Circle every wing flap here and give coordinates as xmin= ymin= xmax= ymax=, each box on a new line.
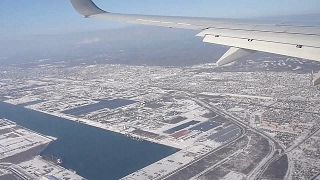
xmin=251 ymin=25 xmax=289 ymax=33
xmin=198 ymin=28 xmax=320 ymax=48
xmin=203 ymin=34 xmax=320 ymax=62
xmin=286 ymin=26 xmax=320 ymax=35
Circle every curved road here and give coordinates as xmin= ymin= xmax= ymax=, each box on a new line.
xmin=191 ymin=96 xmax=284 ymax=180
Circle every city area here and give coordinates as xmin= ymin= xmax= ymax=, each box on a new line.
xmin=0 ymin=56 xmax=319 ymax=180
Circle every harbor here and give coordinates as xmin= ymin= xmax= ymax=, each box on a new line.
xmin=0 ymin=101 xmax=178 ymax=180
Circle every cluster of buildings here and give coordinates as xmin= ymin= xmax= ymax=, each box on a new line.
xmin=0 ymin=60 xmax=319 ymax=179
xmin=291 ymin=130 xmax=320 ymax=180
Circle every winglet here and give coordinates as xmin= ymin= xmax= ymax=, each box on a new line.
xmin=69 ymin=0 xmax=107 ymax=17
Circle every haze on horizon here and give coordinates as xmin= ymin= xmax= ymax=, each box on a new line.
xmin=0 ymin=0 xmax=320 ymax=64
xmin=1 ymin=0 xmax=320 ymax=36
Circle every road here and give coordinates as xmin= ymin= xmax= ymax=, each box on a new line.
xmin=191 ymin=135 xmax=253 ymax=180
xmin=191 ymin=96 xmax=283 ymax=180
xmin=284 ymin=127 xmax=320 ymax=180
xmin=155 ymin=93 xmax=285 ymax=180
xmin=154 ymin=94 xmax=247 ymax=180
xmin=155 ymin=132 xmax=246 ymax=180
xmin=286 ymin=126 xmax=320 ymax=153
xmin=284 ymin=153 xmax=293 ymax=180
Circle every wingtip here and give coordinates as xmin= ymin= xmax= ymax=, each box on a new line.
xmin=69 ymin=0 xmax=106 ymax=17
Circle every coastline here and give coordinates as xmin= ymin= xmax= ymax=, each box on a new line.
xmin=22 ymin=105 xmax=183 ymax=150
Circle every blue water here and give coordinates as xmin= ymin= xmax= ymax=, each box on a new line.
xmin=0 ymin=102 xmax=178 ymax=180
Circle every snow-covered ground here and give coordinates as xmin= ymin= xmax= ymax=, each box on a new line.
xmin=18 ymin=156 xmax=84 ymax=180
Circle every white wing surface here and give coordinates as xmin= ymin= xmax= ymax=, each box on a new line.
xmin=69 ymin=0 xmax=320 ymax=85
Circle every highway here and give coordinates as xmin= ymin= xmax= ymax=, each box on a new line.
xmin=191 ymin=135 xmax=253 ymax=180
xmin=155 ymin=93 xmax=285 ymax=180
xmin=250 ymin=152 xmax=284 ymax=180
xmin=191 ymin=96 xmax=283 ymax=180
xmin=155 ymin=132 xmax=246 ymax=180
xmin=154 ymin=94 xmax=247 ymax=180
xmin=284 ymin=153 xmax=293 ymax=180
xmin=311 ymin=172 xmax=320 ymax=180
xmin=246 ymin=140 xmax=277 ymax=180
xmin=286 ymin=126 xmax=320 ymax=153
xmin=190 ymin=149 xmax=243 ymax=180
xmin=284 ymin=127 xmax=320 ymax=180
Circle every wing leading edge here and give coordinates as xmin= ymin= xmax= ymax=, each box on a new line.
xmin=69 ymin=0 xmax=320 ymax=85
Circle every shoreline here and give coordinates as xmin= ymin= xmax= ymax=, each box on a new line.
xmin=18 ymin=103 xmax=183 ymax=150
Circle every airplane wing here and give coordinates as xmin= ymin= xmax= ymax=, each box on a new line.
xmin=69 ymin=0 xmax=320 ymax=85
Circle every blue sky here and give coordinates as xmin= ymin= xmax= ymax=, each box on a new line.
xmin=1 ymin=0 xmax=320 ymax=37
